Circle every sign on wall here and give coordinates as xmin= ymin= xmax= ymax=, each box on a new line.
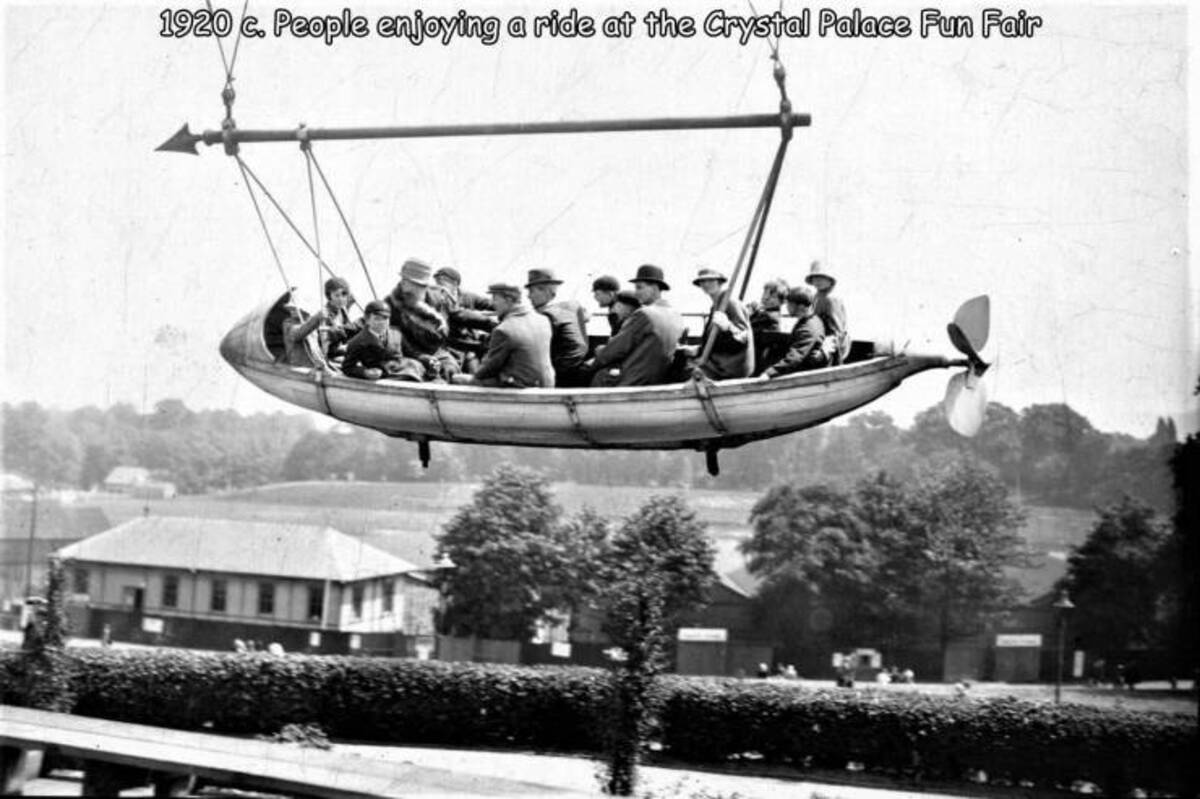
xmin=995 ymin=633 xmax=1042 ymax=647
xmin=141 ymin=617 xmax=164 ymax=634
xmin=677 ymin=627 xmax=728 ymax=642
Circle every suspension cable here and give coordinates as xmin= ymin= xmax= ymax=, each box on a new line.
xmin=236 ymin=155 xmax=342 ymax=282
xmin=234 ymin=158 xmax=290 ymax=289
xmin=307 ymin=147 xmax=379 ymax=300
xmin=301 ymin=134 xmax=323 ymax=302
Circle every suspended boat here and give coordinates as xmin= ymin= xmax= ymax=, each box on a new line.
xmin=163 ymin=35 xmax=993 ymax=475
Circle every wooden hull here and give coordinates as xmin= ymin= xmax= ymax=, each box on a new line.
xmin=221 ymin=299 xmax=952 ymax=450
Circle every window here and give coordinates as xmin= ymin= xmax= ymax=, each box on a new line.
xmin=211 ymin=579 xmax=226 ymax=612
xmin=307 ymin=585 xmax=324 ymax=622
xmin=73 ymin=568 xmax=89 ymax=594
xmin=382 ymin=578 xmax=394 ymax=613
xmin=162 ymin=575 xmax=179 ymax=608
xmin=351 ymin=585 xmax=364 ymax=620
xmin=257 ymin=582 xmax=275 ymax=615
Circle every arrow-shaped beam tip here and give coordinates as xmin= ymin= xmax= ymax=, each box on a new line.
xmin=156 ymin=123 xmax=200 ymax=155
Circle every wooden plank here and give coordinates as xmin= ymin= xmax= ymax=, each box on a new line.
xmin=0 ymin=706 xmax=580 ymax=797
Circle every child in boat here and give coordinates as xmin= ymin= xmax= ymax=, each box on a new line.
xmin=805 ymin=261 xmax=849 ymax=365
xmin=342 ymin=300 xmax=424 ymax=381
xmin=761 ymin=286 xmax=827 ymax=378
xmin=318 ymin=276 xmax=361 ymax=362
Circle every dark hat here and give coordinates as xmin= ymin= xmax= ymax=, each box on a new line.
xmin=433 ymin=266 xmax=462 ymax=285
xmin=487 ymin=282 xmax=522 ymax=300
xmin=525 ymin=268 xmax=563 ymax=288
xmin=614 ymin=290 xmax=641 ymax=309
xmin=786 ymin=285 xmax=815 ymax=306
xmin=629 ymin=264 xmax=670 ymax=291
xmin=592 ymin=275 xmax=620 ymax=292
xmin=400 ymin=258 xmax=433 ymax=286
xmin=692 ymin=267 xmax=728 ymax=287
xmin=364 ymin=299 xmax=391 ymax=317
xmin=805 ymin=260 xmax=836 ymax=288
xmin=324 ymin=276 xmax=351 ymax=297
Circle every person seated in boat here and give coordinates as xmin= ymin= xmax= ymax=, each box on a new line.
xmin=385 ymin=258 xmax=459 ymax=382
xmin=761 ymin=285 xmax=827 ymax=378
xmin=805 ymin=261 xmax=849 ymax=365
xmin=586 ymin=264 xmax=685 ymax=388
xmin=280 ymin=298 xmax=325 ymax=368
xmin=748 ymin=277 xmax=790 ymax=375
xmin=684 ymin=267 xmax=754 ymax=381
xmin=611 ymin=290 xmax=640 ymax=328
xmin=526 ymin=268 xmax=591 ymax=388
xmin=591 ymin=275 xmax=622 ymax=336
xmin=430 ymin=266 xmax=497 ymax=373
xmin=317 ymin=276 xmax=362 ymax=361
xmin=342 ymin=300 xmax=425 ymax=381
xmin=748 ymin=277 xmax=788 ymax=334
xmin=451 ymin=282 xmax=554 ymax=388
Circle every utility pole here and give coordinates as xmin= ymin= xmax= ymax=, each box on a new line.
xmin=23 ymin=484 xmax=39 ymax=598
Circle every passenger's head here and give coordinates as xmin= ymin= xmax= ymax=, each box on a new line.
xmin=785 ymin=285 xmax=816 ymax=317
xmin=525 ymin=269 xmax=563 ymax=309
xmin=324 ymin=277 xmax=352 ymax=309
xmin=761 ymin=278 xmax=789 ymax=310
xmin=433 ymin=266 xmax=462 ymax=291
xmin=399 ymin=258 xmax=433 ymax=303
xmin=592 ymin=275 xmax=620 ymax=308
xmin=629 ymin=264 xmax=669 ymax=305
xmin=363 ymin=299 xmax=391 ymax=334
xmin=613 ymin=290 xmax=640 ymax=322
xmin=487 ymin=282 xmax=523 ymax=315
xmin=805 ymin=260 xmax=836 ymax=293
xmin=691 ymin=267 xmax=727 ymax=300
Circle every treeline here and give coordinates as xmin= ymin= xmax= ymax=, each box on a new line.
xmin=1 ymin=399 xmax=1179 ymax=513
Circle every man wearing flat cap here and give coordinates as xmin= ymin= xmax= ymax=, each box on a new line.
xmin=385 ymin=258 xmax=459 ymax=381
xmin=587 ymin=264 xmax=684 ymax=387
xmin=526 ymin=268 xmax=590 ymax=387
xmin=454 ymin=283 xmax=554 ymax=388
xmin=342 ymin=300 xmax=424 ymax=381
xmin=430 ymin=265 xmax=496 ymax=372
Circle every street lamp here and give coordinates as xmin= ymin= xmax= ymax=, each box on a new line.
xmin=1053 ymin=589 xmax=1075 ymax=704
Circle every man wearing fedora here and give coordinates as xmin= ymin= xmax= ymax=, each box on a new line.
xmin=453 ymin=283 xmax=554 ymax=389
xmin=686 ymin=267 xmax=754 ymax=380
xmin=587 ymin=264 xmax=684 ymax=387
xmin=806 ymin=260 xmax=849 ymax=365
xmin=761 ymin=285 xmax=827 ymax=378
xmin=385 ymin=258 xmax=459 ymax=381
xmin=526 ymin=268 xmax=590 ymax=388
xmin=342 ymin=300 xmax=425 ymax=381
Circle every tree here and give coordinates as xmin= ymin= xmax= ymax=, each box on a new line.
xmin=1062 ymin=496 xmax=1172 ymax=652
xmin=435 ymin=465 xmax=597 ymax=640
xmin=595 ymin=495 xmax=714 ymax=796
xmin=899 ymin=460 xmax=1030 ymax=657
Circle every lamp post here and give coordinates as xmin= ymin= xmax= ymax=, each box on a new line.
xmin=1053 ymin=589 xmax=1075 ymax=704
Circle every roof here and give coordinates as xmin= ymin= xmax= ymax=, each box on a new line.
xmin=55 ymin=516 xmax=421 ymax=582
xmin=103 ymin=466 xmax=150 ymax=486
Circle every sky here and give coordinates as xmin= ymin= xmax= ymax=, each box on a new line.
xmin=2 ymin=0 xmax=1196 ymax=438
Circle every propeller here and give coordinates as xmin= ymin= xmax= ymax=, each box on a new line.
xmin=943 ymin=295 xmax=992 ymax=437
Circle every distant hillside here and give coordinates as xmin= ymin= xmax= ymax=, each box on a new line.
xmin=87 ymin=481 xmax=1099 ymax=602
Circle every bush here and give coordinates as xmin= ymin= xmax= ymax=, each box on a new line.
xmin=2 ymin=650 xmax=1194 ymax=796
xmin=657 ymin=680 xmax=1197 ymax=795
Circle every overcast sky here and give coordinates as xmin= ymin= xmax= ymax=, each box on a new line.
xmin=3 ymin=0 xmax=1196 ymax=437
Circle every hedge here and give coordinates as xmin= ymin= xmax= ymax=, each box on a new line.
xmin=2 ymin=649 xmax=1195 ymax=796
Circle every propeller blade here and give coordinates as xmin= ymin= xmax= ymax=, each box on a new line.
xmin=156 ymin=123 xmax=200 ymax=155
xmin=944 ymin=370 xmax=989 ymax=437
xmin=950 ymin=295 xmax=990 ymax=355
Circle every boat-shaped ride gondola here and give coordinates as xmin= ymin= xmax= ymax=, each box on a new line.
xmin=163 ymin=50 xmax=993 ymax=475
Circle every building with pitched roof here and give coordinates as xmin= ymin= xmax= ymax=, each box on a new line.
xmin=55 ymin=516 xmax=438 ymax=655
